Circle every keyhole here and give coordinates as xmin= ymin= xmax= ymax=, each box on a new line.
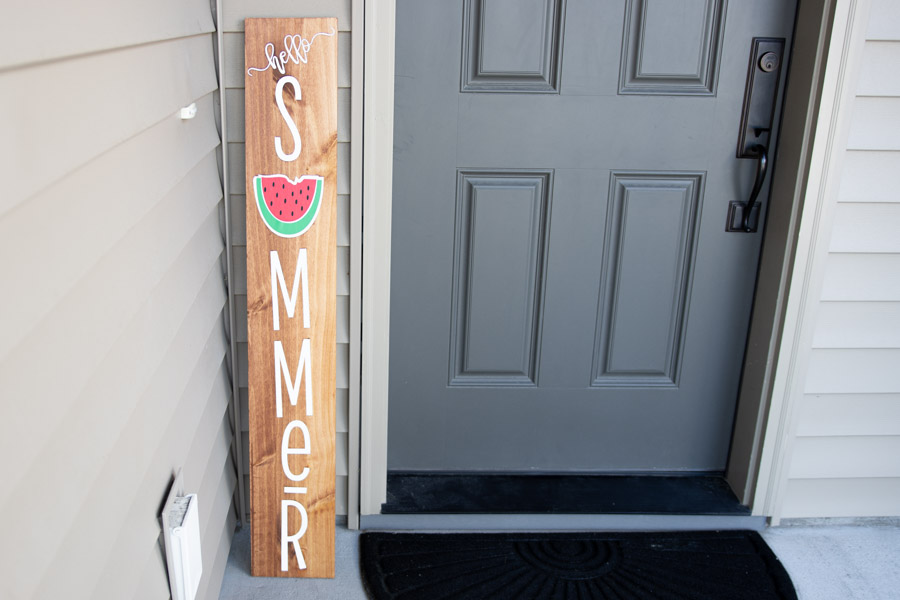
xmin=759 ymin=52 xmax=779 ymax=73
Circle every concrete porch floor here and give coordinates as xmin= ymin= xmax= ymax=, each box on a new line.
xmin=219 ymin=520 xmax=900 ymax=599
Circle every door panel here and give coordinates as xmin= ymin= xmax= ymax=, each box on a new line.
xmin=592 ymin=172 xmax=701 ymax=387
xmin=388 ymin=0 xmax=796 ymax=472
xmin=449 ymin=171 xmax=551 ymax=386
xmin=619 ymin=0 xmax=726 ymax=95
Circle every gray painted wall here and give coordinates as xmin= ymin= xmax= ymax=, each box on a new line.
xmin=221 ymin=0 xmax=354 ymax=518
xmin=0 ymin=1 xmax=237 ymax=598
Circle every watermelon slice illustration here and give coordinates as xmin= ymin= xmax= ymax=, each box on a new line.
xmin=253 ymin=174 xmax=324 ymax=237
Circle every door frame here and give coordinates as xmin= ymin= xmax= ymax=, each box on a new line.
xmin=357 ymin=0 xmax=869 ymax=520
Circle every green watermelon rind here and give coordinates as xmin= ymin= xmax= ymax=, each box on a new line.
xmin=254 ymin=174 xmax=324 ymax=238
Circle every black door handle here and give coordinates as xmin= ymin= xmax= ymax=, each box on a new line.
xmin=742 ymin=144 xmax=768 ymax=232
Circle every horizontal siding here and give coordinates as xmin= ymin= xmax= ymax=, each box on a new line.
xmin=838 ymin=150 xmax=900 ymax=203
xmin=0 ymin=33 xmax=218 ymax=216
xmin=198 ymin=510 xmax=238 ymax=600
xmin=30 ymin=267 xmax=227 ymax=600
xmin=93 ymin=356 xmax=232 ymax=599
xmin=867 ymin=0 xmax=900 ymax=40
xmin=0 ymin=160 xmax=224 ymax=509
xmin=797 ymin=394 xmax=900 ymax=436
xmin=829 ymin=203 xmax=900 ymax=252
xmin=804 ymin=349 xmax=900 ymax=394
xmin=781 ymin=478 xmax=900 ymax=518
xmin=784 ymin=4 xmax=900 ymax=519
xmin=222 ymin=0 xmax=352 ymax=32
xmin=129 ymin=435 xmax=237 ymax=600
xmin=846 ymin=97 xmax=900 ymax=150
xmin=0 ymin=3 xmax=240 ymax=596
xmin=0 ymin=161 xmax=223 ymax=490
xmin=812 ymin=302 xmax=900 ymax=348
xmin=820 ymin=254 xmax=900 ymax=300
xmin=134 ymin=549 xmax=173 ymax=600
xmin=857 ymin=41 xmax=900 ymax=95
xmin=2 ymin=211 xmax=227 ymax=599
xmin=789 ymin=436 xmax=900 ymax=478
xmin=0 ymin=0 xmax=214 ymax=69
xmin=223 ymin=0 xmax=354 ymax=520
xmin=0 ymin=97 xmax=221 ymax=360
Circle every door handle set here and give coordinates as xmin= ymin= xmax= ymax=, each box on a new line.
xmin=727 ymin=38 xmax=785 ymax=233
xmin=741 ymin=144 xmax=768 ymax=231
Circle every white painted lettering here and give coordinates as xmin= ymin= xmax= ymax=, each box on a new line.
xmin=274 ymin=76 xmax=302 ymax=161
xmin=281 ymin=420 xmax=311 ymax=482
xmin=281 ymin=500 xmax=309 ymax=571
xmin=247 ymin=29 xmax=337 ymax=77
xmin=274 ymin=339 xmax=313 ymax=418
xmin=270 ymin=249 xmax=310 ymax=330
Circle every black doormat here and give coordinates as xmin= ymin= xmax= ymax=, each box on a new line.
xmin=360 ymin=531 xmax=797 ymax=599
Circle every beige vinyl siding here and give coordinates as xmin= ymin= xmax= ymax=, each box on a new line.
xmin=0 ymin=1 xmax=237 ymax=598
xmin=222 ymin=0 xmax=354 ymax=518
xmin=782 ymin=0 xmax=900 ymax=518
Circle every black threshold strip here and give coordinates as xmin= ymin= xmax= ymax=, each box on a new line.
xmin=383 ymin=472 xmax=750 ymax=515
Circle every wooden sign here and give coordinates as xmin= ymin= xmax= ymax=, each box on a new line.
xmin=244 ymin=18 xmax=337 ymax=578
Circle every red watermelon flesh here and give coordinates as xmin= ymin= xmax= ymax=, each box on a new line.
xmin=258 ymin=175 xmax=319 ymax=222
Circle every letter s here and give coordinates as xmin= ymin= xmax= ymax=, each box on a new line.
xmin=274 ymin=75 xmax=302 ymax=162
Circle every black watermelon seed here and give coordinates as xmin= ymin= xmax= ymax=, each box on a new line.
xmin=279 ymin=210 xmax=282 ymax=215
xmin=301 ymin=205 xmax=304 ymax=211
xmin=291 ymin=211 xmax=294 ymax=216
xmin=295 ymin=199 xmax=298 ymax=204
xmin=282 ymin=183 xmax=285 ymax=188
xmin=269 ymin=201 xmax=273 ymax=206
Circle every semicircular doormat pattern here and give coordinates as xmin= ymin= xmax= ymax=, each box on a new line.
xmin=360 ymin=531 xmax=797 ymax=599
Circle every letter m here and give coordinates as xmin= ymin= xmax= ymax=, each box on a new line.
xmin=270 ymin=249 xmax=310 ymax=330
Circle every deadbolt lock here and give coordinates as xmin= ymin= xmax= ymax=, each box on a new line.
xmin=759 ymin=51 xmax=779 ymax=73
xmin=737 ymin=38 xmax=785 ymax=158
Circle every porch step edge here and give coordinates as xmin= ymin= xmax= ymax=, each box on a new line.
xmin=360 ymin=513 xmax=767 ymax=531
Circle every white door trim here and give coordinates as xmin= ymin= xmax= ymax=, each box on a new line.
xmin=360 ymin=0 xmax=396 ymax=515
xmin=357 ymin=0 xmax=857 ymax=518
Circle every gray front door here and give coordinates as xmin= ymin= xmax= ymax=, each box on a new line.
xmin=389 ymin=0 xmax=796 ymax=473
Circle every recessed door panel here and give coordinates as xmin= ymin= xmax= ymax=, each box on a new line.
xmin=462 ymin=0 xmax=565 ymax=92
xmin=449 ymin=172 xmax=551 ymax=385
xmin=620 ymin=0 xmax=727 ymax=94
xmin=593 ymin=172 xmax=701 ymax=387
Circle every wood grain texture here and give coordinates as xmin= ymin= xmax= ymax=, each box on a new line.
xmin=244 ymin=18 xmax=337 ymax=578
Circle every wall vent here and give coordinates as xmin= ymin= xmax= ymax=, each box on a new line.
xmin=161 ymin=471 xmax=203 ymax=600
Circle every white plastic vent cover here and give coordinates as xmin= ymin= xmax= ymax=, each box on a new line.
xmin=162 ymin=471 xmax=202 ymax=600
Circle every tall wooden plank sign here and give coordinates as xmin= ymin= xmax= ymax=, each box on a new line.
xmin=244 ymin=18 xmax=337 ymax=578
